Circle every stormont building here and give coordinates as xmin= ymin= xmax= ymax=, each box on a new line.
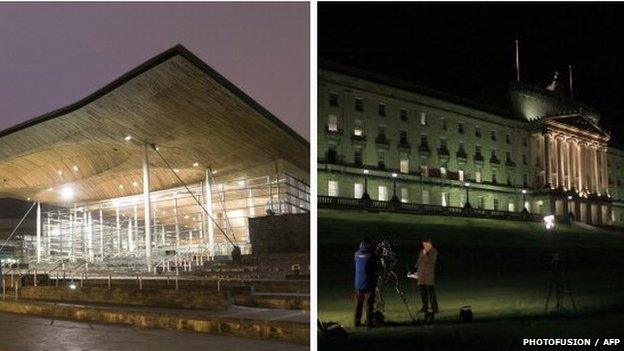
xmin=318 ymin=64 xmax=624 ymax=227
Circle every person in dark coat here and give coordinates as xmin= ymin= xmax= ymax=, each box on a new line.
xmin=416 ymin=238 xmax=438 ymax=314
xmin=354 ymin=238 xmax=378 ymax=327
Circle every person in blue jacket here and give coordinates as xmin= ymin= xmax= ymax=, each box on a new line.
xmin=354 ymin=237 xmax=378 ymax=327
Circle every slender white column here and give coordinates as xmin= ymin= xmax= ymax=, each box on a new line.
xmin=87 ymin=212 xmax=93 ymax=262
xmin=36 ymin=202 xmax=41 ymax=263
xmin=82 ymin=210 xmax=87 ymax=257
xmin=205 ymin=170 xmax=215 ymax=256
xmin=58 ymin=210 xmax=63 ymax=259
xmin=128 ymin=221 xmax=133 ymax=252
xmin=69 ymin=211 xmax=74 ymax=262
xmin=142 ymin=144 xmax=152 ymax=272
xmin=565 ymin=139 xmax=571 ymax=189
xmin=115 ymin=207 xmax=121 ymax=253
xmin=99 ymin=208 xmax=104 ymax=261
xmin=174 ymin=194 xmax=180 ymax=250
xmin=46 ymin=213 xmax=51 ymax=257
xmin=576 ymin=143 xmax=582 ymax=191
xmin=602 ymin=148 xmax=609 ymax=194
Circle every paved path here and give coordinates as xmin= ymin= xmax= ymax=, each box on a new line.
xmin=0 ymin=311 xmax=308 ymax=351
xmin=25 ymin=300 xmax=309 ymax=324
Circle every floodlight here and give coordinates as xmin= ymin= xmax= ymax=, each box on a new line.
xmin=60 ymin=186 xmax=74 ymax=201
xmin=544 ymin=215 xmax=555 ymax=230
xmin=69 ymin=282 xmax=77 ymax=290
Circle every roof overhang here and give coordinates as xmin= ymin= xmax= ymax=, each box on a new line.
xmin=0 ymin=45 xmax=309 ymax=204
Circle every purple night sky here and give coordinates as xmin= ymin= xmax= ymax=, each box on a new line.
xmin=0 ymin=2 xmax=310 ymax=139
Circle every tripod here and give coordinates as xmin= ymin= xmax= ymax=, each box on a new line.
xmin=375 ymin=270 xmax=417 ymax=324
xmin=544 ymin=253 xmax=577 ymax=316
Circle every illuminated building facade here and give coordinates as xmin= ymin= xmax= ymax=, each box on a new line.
xmin=318 ymin=66 xmax=624 ymax=226
xmin=0 ymin=46 xmax=309 ymax=270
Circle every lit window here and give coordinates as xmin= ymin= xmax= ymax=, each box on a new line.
xmin=440 ymin=166 xmax=447 ymax=177
xmin=400 ymin=158 xmax=409 ymax=174
xmin=422 ymin=189 xmax=430 ymax=204
xmin=420 ymin=112 xmax=427 ymax=126
xmin=327 ymin=115 xmax=338 ymax=132
xmin=476 ymin=170 xmax=482 ymax=183
xmin=353 ymin=119 xmax=363 ymax=136
xmin=354 ymin=183 xmax=364 ymax=199
xmin=441 ymin=192 xmax=448 ymax=207
xmin=458 ymin=170 xmax=465 ymax=182
xmin=378 ymin=186 xmax=388 ymax=201
xmin=508 ymin=202 xmax=515 ymax=212
xmin=401 ymin=188 xmax=409 ymax=203
xmin=328 ymin=181 xmax=339 ymax=197
xmin=420 ymin=165 xmax=429 ymax=176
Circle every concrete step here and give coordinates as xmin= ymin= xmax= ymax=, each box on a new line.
xmin=0 ymin=299 xmax=309 ymax=345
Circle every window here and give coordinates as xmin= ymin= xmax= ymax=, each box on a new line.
xmin=523 ymin=137 xmax=528 ymax=147
xmin=354 ymin=183 xmax=364 ymax=199
xmin=440 ymin=166 xmax=447 ymax=177
xmin=440 ymin=138 xmax=448 ymax=149
xmin=458 ymin=122 xmax=465 ymax=134
xmin=492 ymin=171 xmax=497 ymax=184
xmin=400 ymin=131 xmax=408 ymax=144
xmin=458 ymin=170 xmax=465 ymax=182
xmin=523 ymin=174 xmax=528 ymax=187
xmin=422 ymin=189 xmax=430 ymax=204
xmin=378 ymin=125 xmax=386 ymax=138
xmin=378 ymin=103 xmax=386 ymax=116
xmin=522 ymin=154 xmax=527 ymax=165
xmin=508 ymin=202 xmax=515 ymax=212
xmin=328 ymin=181 xmax=339 ymax=197
xmin=491 ymin=130 xmax=497 ymax=141
xmin=441 ymin=192 xmax=448 ymax=207
xmin=327 ymin=143 xmax=337 ymax=163
xmin=378 ymin=150 xmax=386 ymax=169
xmin=400 ymin=158 xmax=409 ymax=174
xmin=507 ymin=175 xmax=512 ymax=186
xmin=420 ymin=112 xmax=427 ymax=126
xmin=458 ymin=141 xmax=466 ymax=153
xmin=353 ymin=119 xmax=363 ymax=136
xmin=493 ymin=198 xmax=500 ymax=211
xmin=478 ymin=196 xmax=485 ymax=209
xmin=506 ymin=151 xmax=512 ymax=161
xmin=421 ymin=134 xmax=428 ymax=147
xmin=491 ymin=149 xmax=497 ymax=158
xmin=420 ymin=165 xmax=429 ymax=176
xmin=355 ymin=98 xmax=363 ymax=111
xmin=354 ymin=148 xmax=363 ymax=165
xmin=329 ymin=92 xmax=339 ymax=107
xmin=476 ymin=170 xmax=482 ymax=183
xmin=400 ymin=109 xmax=408 ymax=121
xmin=378 ymin=186 xmax=388 ymax=201
xmin=475 ymin=145 xmax=482 ymax=155
xmin=401 ymin=188 xmax=409 ymax=203
xmin=441 ymin=118 xmax=447 ymax=131
xmin=506 ymin=134 xmax=511 ymax=144
xmin=475 ymin=126 xmax=482 ymax=138
xmin=327 ymin=114 xmax=338 ymax=132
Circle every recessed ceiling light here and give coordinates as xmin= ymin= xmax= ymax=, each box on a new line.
xmin=193 ymin=162 xmax=199 ymax=167
xmin=174 ymin=169 xmax=180 ymax=173
xmin=73 ymin=165 xmax=79 ymax=172
xmin=118 ymin=184 xmax=124 ymax=189
xmin=27 ymin=197 xmax=31 ymax=201
xmin=57 ymin=170 xmax=63 ymax=176
xmin=132 ymin=181 xmax=138 ymax=187
xmin=124 ymin=135 xmax=132 ymax=142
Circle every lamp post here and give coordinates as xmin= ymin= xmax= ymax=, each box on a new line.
xmin=464 ymin=182 xmax=471 ymax=209
xmin=362 ymin=169 xmax=371 ymax=200
xmin=522 ymin=189 xmax=527 ymax=211
xmin=391 ymin=173 xmax=399 ymax=203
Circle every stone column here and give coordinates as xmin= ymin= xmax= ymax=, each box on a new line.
xmin=602 ymin=148 xmax=609 ymax=195
xmin=566 ymin=139 xmax=573 ymax=190
xmin=576 ymin=142 xmax=583 ymax=192
xmin=593 ymin=146 xmax=599 ymax=194
xmin=557 ymin=136 xmax=564 ymax=188
xmin=543 ymin=132 xmax=551 ymax=188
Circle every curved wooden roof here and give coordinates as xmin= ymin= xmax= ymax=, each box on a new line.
xmin=0 ymin=45 xmax=309 ymax=204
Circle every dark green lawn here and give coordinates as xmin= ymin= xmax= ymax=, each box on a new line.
xmin=318 ymin=209 xmax=624 ymax=350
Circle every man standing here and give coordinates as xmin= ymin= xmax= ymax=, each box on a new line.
xmin=354 ymin=238 xmax=377 ymax=327
xmin=416 ymin=238 xmax=438 ymax=320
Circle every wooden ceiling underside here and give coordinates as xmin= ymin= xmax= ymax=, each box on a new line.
xmin=0 ymin=48 xmax=309 ymax=204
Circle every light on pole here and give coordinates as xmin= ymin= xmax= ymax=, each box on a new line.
xmin=391 ymin=172 xmax=398 ymax=202
xmin=362 ymin=169 xmax=370 ymax=200
xmin=464 ymin=182 xmax=471 ymax=208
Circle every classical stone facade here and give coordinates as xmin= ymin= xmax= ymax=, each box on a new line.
xmin=318 ymin=67 xmax=624 ymax=226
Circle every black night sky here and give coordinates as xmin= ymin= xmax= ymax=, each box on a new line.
xmin=319 ymin=2 xmax=624 ymax=143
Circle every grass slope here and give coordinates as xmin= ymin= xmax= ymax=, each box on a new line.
xmin=318 ymin=209 xmax=624 ymax=350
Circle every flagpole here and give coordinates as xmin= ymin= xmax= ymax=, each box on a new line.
xmin=515 ymin=39 xmax=520 ymax=82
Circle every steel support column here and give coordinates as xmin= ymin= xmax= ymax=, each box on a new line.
xmin=142 ymin=144 xmax=153 ymax=272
